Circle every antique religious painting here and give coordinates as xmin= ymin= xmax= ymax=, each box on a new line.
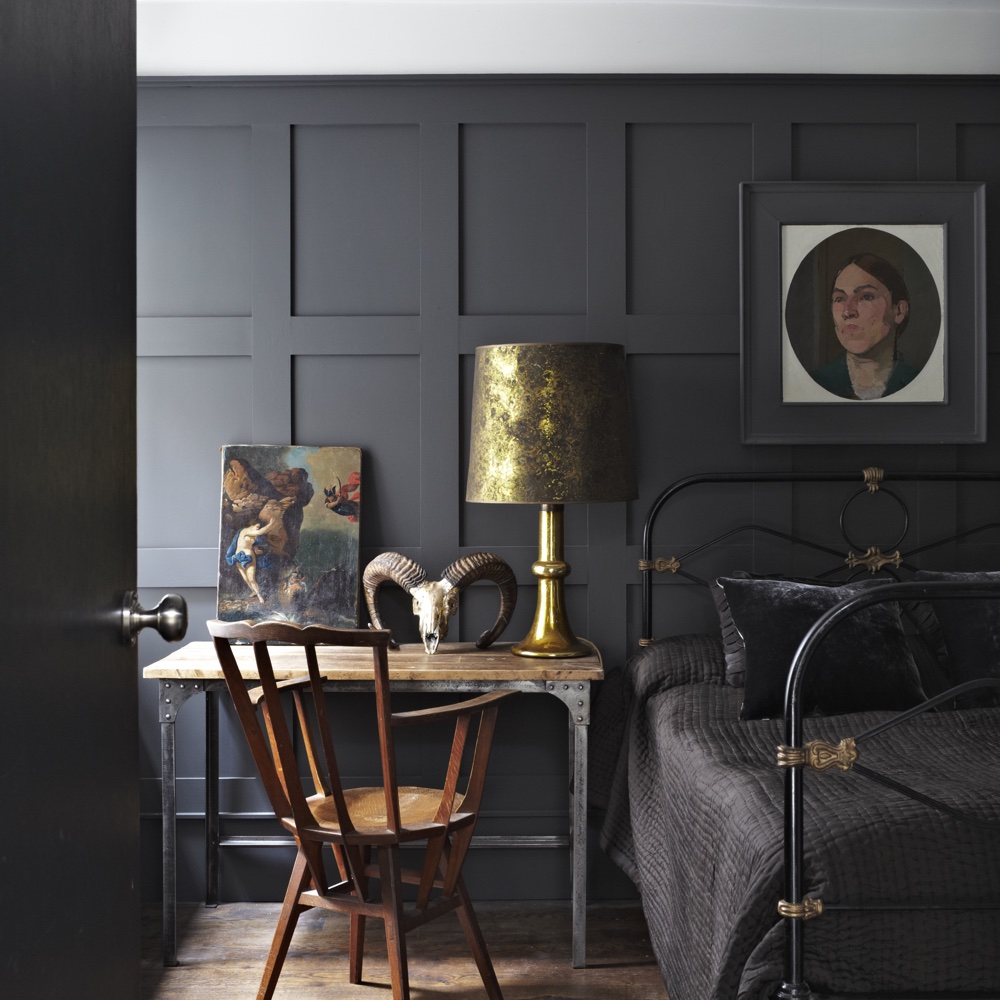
xmin=739 ymin=181 xmax=986 ymax=444
xmin=781 ymin=224 xmax=945 ymax=404
xmin=217 ymin=444 xmax=361 ymax=626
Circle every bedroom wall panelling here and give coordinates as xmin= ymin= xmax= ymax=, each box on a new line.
xmin=136 ymin=75 xmax=1000 ymax=905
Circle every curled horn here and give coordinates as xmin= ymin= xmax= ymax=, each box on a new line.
xmin=442 ymin=552 xmax=517 ymax=650
xmin=362 ymin=552 xmax=427 ymax=648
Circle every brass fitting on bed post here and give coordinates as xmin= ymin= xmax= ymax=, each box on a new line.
xmin=844 ymin=546 xmax=902 ymax=573
xmin=638 ymin=556 xmax=681 ymax=574
xmin=863 ymin=466 xmax=885 ymax=492
xmin=777 ymin=738 xmax=858 ymax=772
xmin=777 ymin=897 xmax=823 ymax=921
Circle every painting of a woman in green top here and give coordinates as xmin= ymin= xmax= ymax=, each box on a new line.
xmin=811 ymin=252 xmax=917 ymax=400
xmin=782 ymin=226 xmax=943 ymax=404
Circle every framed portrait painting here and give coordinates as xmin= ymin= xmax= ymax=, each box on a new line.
xmin=740 ymin=181 xmax=986 ymax=444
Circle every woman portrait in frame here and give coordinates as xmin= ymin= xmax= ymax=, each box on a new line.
xmin=782 ymin=226 xmax=944 ymax=403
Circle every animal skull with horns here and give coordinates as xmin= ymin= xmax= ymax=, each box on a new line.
xmin=363 ymin=551 xmax=517 ymax=654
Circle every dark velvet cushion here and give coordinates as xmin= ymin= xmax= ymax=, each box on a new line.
xmin=914 ymin=570 xmax=1000 ymax=706
xmin=710 ymin=571 xmax=846 ymax=688
xmin=714 ymin=577 xmax=926 ymax=720
xmin=712 ymin=570 xmax=949 ymax=695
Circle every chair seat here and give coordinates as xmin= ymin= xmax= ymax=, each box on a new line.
xmin=297 ymin=787 xmax=467 ymax=838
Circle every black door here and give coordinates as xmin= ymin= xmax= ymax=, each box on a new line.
xmin=1 ymin=2 xmax=140 ymax=997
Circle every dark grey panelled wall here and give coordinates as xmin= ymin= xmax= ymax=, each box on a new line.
xmin=136 ymin=76 xmax=1000 ymax=903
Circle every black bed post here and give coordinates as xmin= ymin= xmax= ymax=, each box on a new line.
xmin=773 ymin=772 xmax=812 ymax=998
xmin=773 ymin=650 xmax=812 ymax=1000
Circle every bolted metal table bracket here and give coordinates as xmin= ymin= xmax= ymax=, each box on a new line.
xmin=158 ymin=679 xmax=205 ymax=724
xmin=545 ymin=680 xmax=591 ymax=725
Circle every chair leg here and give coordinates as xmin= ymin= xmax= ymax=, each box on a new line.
xmin=454 ymin=875 xmax=504 ymax=1000
xmin=349 ymin=913 xmax=366 ymax=984
xmin=256 ymin=848 xmax=311 ymax=1000
xmin=348 ymin=845 xmax=369 ymax=985
xmin=378 ymin=845 xmax=410 ymax=1000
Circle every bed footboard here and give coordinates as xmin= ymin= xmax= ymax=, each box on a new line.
xmin=775 ymin=579 xmax=1000 ymax=1000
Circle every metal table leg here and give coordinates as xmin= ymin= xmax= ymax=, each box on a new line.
xmin=157 ymin=678 xmax=206 ymax=966
xmin=571 ymin=711 xmax=589 ymax=968
xmin=205 ymin=689 xmax=219 ymax=907
xmin=160 ymin=700 xmax=178 ymax=967
xmin=547 ymin=679 xmax=591 ymax=968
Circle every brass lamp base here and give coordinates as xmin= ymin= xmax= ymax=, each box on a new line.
xmin=512 ymin=504 xmax=590 ymax=659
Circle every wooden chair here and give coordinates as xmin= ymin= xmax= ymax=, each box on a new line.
xmin=207 ymin=618 xmax=515 ymax=1000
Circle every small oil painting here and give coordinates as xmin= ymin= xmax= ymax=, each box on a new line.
xmin=217 ymin=444 xmax=362 ymax=626
xmin=782 ymin=224 xmax=945 ymax=404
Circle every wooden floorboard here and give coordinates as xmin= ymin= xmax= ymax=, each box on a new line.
xmin=141 ymin=901 xmax=669 ymax=999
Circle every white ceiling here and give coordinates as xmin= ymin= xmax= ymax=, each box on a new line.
xmin=136 ymin=0 xmax=1000 ymax=77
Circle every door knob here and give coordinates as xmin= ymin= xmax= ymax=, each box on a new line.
xmin=121 ymin=590 xmax=188 ymax=645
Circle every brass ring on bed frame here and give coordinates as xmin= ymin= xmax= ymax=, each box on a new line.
xmin=839 ymin=484 xmax=909 ymax=561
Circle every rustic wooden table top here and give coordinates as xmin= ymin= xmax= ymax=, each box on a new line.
xmin=143 ymin=640 xmax=603 ymax=683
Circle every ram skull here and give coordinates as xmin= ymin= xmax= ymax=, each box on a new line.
xmin=363 ymin=551 xmax=517 ymax=654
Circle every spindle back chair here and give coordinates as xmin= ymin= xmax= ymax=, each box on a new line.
xmin=207 ymin=618 xmax=514 ymax=1000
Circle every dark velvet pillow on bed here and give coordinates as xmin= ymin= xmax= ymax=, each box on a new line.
xmin=710 ymin=571 xmax=849 ymax=687
xmin=715 ymin=577 xmax=926 ymax=720
xmin=712 ymin=571 xmax=948 ymax=693
xmin=914 ymin=570 xmax=1000 ymax=706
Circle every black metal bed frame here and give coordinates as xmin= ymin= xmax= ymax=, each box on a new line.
xmin=639 ymin=469 xmax=1000 ymax=1000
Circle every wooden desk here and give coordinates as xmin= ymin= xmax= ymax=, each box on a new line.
xmin=144 ymin=640 xmax=603 ymax=969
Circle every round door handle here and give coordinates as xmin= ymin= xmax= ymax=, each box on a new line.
xmin=121 ymin=590 xmax=188 ymax=646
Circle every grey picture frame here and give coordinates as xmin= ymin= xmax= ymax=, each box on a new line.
xmin=740 ymin=181 xmax=987 ymax=445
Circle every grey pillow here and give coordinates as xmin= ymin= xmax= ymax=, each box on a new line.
xmin=710 ymin=579 xmax=747 ymax=687
xmin=914 ymin=570 xmax=1000 ymax=707
xmin=715 ymin=577 xmax=925 ymax=720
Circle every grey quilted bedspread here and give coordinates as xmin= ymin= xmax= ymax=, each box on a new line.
xmin=594 ymin=634 xmax=1000 ymax=999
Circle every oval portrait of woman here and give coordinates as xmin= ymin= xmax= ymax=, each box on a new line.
xmin=783 ymin=226 xmax=943 ymax=403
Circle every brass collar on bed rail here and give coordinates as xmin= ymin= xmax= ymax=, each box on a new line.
xmin=778 ymin=897 xmax=824 ymax=920
xmin=638 ymin=556 xmax=681 ymax=574
xmin=777 ymin=738 xmax=858 ymax=772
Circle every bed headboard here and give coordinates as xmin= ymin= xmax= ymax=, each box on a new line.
xmin=639 ymin=467 xmax=1000 ymax=647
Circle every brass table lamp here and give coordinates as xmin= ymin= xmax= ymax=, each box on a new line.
xmin=466 ymin=342 xmax=637 ymax=658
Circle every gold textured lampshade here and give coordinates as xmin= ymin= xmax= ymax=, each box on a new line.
xmin=466 ymin=342 xmax=637 ymax=657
